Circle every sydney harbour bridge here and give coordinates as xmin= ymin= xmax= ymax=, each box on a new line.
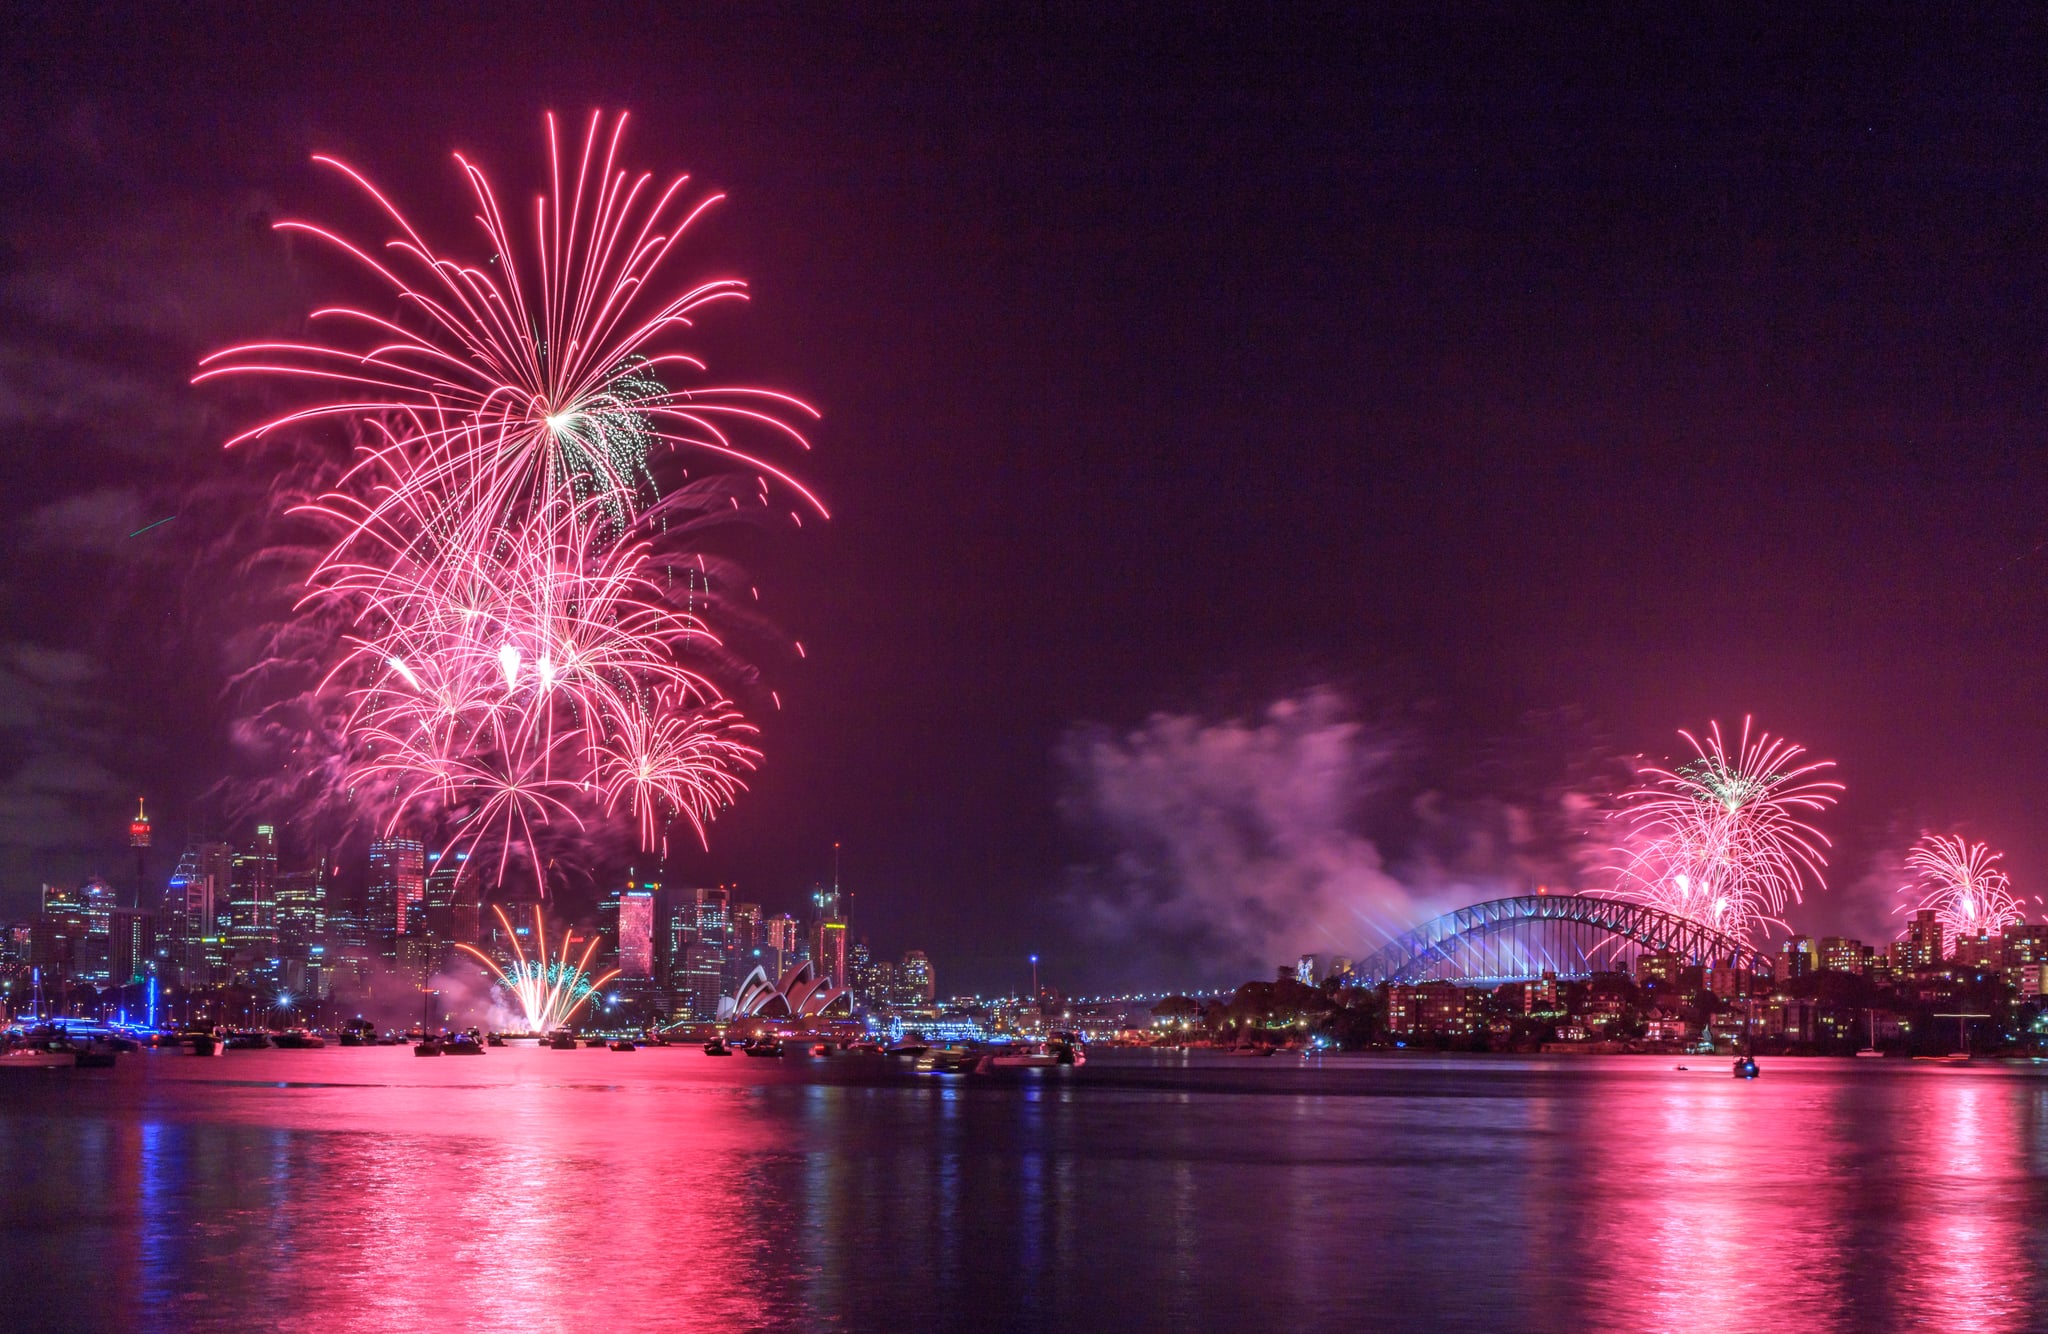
xmin=1342 ymin=893 xmax=1773 ymax=987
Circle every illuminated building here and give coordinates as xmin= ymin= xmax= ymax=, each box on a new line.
xmin=229 ymin=826 xmax=278 ymax=956
xmin=1951 ymin=932 xmax=2000 ymax=970
xmin=2002 ymin=926 xmax=2048 ymax=996
xmin=1904 ymin=909 xmax=1944 ymax=968
xmin=77 ymin=877 xmax=116 ymax=983
xmin=726 ymin=958 xmax=850 ymax=1019
xmin=424 ymin=850 xmax=480 ymax=944
xmin=33 ymin=884 xmax=88 ymax=973
xmin=1297 ymin=953 xmax=1320 ymax=986
xmin=128 ymin=797 xmax=151 ymax=910
xmin=367 ymin=836 xmax=425 ymax=960
xmin=110 ymin=908 xmax=155 ymax=986
xmin=899 ymin=950 xmax=935 ymax=1005
xmin=618 ymin=890 xmax=655 ymax=978
xmin=1635 ymin=951 xmax=1683 ymax=987
xmin=168 ymin=842 xmax=233 ymax=983
xmin=1524 ymin=970 xmax=1561 ymax=1014
xmin=762 ymin=913 xmax=800 ymax=976
xmin=1818 ymin=936 xmax=1866 ymax=974
xmin=1386 ymin=981 xmax=1482 ymax=1039
xmin=1777 ymin=935 xmax=1816 ymax=981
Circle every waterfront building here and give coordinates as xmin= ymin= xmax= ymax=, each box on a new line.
xmin=1386 ymin=981 xmax=1482 ymax=1040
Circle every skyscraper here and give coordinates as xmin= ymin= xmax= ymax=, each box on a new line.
xmin=368 ymin=837 xmax=426 ymax=960
xmin=230 ymin=826 xmax=279 ymax=958
xmin=1904 ymin=909 xmax=1944 ymax=968
xmin=618 ymin=890 xmax=655 ymax=978
xmin=168 ymin=842 xmax=233 ymax=984
xmin=900 ymin=950 xmax=935 ymax=1005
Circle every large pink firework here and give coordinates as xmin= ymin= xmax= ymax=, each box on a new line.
xmin=198 ymin=113 xmax=814 ymax=887
xmin=1900 ymin=834 xmax=2021 ymax=938
xmin=1611 ymin=717 xmax=1841 ymax=946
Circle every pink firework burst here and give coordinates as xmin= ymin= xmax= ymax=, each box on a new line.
xmin=1900 ymin=834 xmax=2021 ymax=938
xmin=199 ymin=113 xmax=814 ymax=888
xmin=1611 ymin=717 xmax=1841 ymax=946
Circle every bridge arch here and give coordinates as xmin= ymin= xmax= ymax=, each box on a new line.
xmin=1346 ymin=894 xmax=1771 ymax=987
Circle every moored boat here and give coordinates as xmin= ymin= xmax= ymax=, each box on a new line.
xmin=703 ymin=1038 xmax=732 ymax=1056
xmin=609 ymin=1039 xmax=637 ymax=1052
xmin=742 ymin=1039 xmax=784 ymax=1058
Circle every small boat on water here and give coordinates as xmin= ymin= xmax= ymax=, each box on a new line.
xmin=743 ymin=1039 xmax=785 ymax=1059
xmin=72 ymin=1042 xmax=118 ymax=1069
xmin=442 ymin=1034 xmax=486 ymax=1055
xmin=989 ymin=1045 xmax=1060 ymax=1069
xmin=225 ymin=1031 xmax=271 ymax=1051
xmin=809 ymin=1043 xmax=833 ymax=1057
xmin=272 ymin=1029 xmax=325 ymax=1049
xmin=547 ymin=1030 xmax=579 ymax=1051
xmin=486 ymin=1033 xmax=507 ymax=1048
xmin=1733 ymin=1056 xmax=1760 ymax=1079
xmin=583 ymin=1037 xmax=610 ymax=1048
xmin=915 ymin=1046 xmax=978 ymax=1074
xmin=884 ymin=1043 xmax=928 ymax=1059
xmin=414 ymin=1041 xmax=443 ymax=1057
xmin=609 ymin=1039 xmax=637 ymax=1052
xmin=703 ymin=1038 xmax=732 ymax=1056
xmin=1 ymin=1035 xmax=78 ymax=1068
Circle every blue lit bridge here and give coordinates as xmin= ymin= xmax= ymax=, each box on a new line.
xmin=1345 ymin=893 xmax=1772 ymax=987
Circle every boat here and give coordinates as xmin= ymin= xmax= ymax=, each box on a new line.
xmin=1855 ymin=1009 xmax=1884 ymax=1057
xmin=72 ymin=1042 xmax=118 ymax=1069
xmin=609 ymin=1039 xmax=637 ymax=1052
xmin=742 ymin=1039 xmax=784 ymax=1059
xmin=485 ymin=1033 xmax=506 ymax=1048
xmin=989 ymin=1045 xmax=1061 ymax=1069
xmin=414 ymin=1041 xmax=443 ymax=1056
xmin=1226 ymin=1045 xmax=1276 ymax=1058
xmin=915 ymin=1046 xmax=978 ymax=1074
xmin=884 ymin=1043 xmax=928 ymax=1059
xmin=272 ymin=1029 xmax=325 ymax=1049
xmin=0 ymin=1036 xmax=77 ymax=1069
xmin=225 ymin=1031 xmax=270 ymax=1051
xmin=703 ymin=1038 xmax=732 ymax=1056
xmin=583 ymin=1037 xmax=610 ymax=1048
xmin=1050 ymin=1034 xmax=1087 ymax=1067
xmin=1914 ymin=1053 xmax=1973 ymax=1065
xmin=1732 ymin=1056 xmax=1759 ymax=1079
xmin=547 ymin=1030 xmax=579 ymax=1050
xmin=809 ymin=1043 xmax=833 ymax=1057
xmin=1673 ymin=1065 xmax=1689 ymax=1071
xmin=442 ymin=1034 xmax=486 ymax=1055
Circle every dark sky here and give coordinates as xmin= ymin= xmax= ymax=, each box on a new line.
xmin=6 ymin=6 xmax=2048 ymax=992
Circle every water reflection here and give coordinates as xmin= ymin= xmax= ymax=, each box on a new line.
xmin=6 ymin=1052 xmax=2048 ymax=1331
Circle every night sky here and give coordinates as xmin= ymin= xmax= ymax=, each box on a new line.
xmin=6 ymin=7 xmax=2048 ymax=992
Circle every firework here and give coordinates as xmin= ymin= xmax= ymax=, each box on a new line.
xmin=1612 ymin=717 xmax=1841 ymax=945
xmin=456 ymin=904 xmax=622 ymax=1033
xmin=198 ymin=113 xmax=814 ymax=883
xmin=1900 ymin=834 xmax=2021 ymax=937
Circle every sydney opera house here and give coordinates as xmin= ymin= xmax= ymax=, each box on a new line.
xmin=720 ymin=960 xmax=852 ymax=1022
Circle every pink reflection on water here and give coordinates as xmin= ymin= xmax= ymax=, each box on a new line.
xmin=138 ymin=1045 xmax=812 ymax=1331
xmin=1895 ymin=1071 xmax=2029 ymax=1333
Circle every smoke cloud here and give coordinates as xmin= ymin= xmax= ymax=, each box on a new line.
xmin=1058 ymin=689 xmax=1622 ymax=985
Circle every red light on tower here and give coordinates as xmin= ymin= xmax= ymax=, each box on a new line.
xmin=129 ymin=797 xmax=152 ymax=848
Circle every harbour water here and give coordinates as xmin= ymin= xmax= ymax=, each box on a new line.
xmin=3 ymin=1048 xmax=2044 ymax=1332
